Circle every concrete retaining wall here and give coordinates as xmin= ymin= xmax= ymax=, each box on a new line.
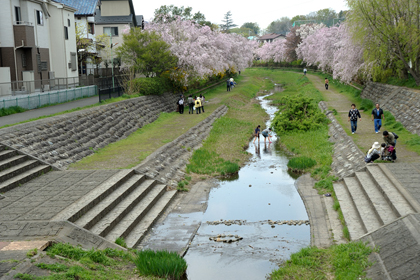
xmin=319 ymin=101 xmax=366 ymax=178
xmin=361 ymin=82 xmax=420 ymax=135
xmin=0 ymin=93 xmax=178 ymax=169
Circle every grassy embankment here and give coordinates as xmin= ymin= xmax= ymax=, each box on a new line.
xmin=315 ymin=71 xmax=420 ymax=155
xmin=248 ymin=69 xmax=373 ymax=279
xmin=70 ymin=73 xmax=269 ymax=172
xmin=13 ymin=242 xmax=186 ymax=280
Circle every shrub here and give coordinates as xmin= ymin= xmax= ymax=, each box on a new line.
xmin=135 ymin=250 xmax=187 ymax=280
xmin=129 ymin=77 xmax=171 ymax=95
xmin=287 ymin=156 xmax=317 ymax=171
xmin=0 ymin=106 xmax=26 ymax=117
xmin=272 ymin=94 xmax=328 ymax=133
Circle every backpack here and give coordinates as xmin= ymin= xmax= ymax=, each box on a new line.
xmin=179 ymin=99 xmax=184 ymax=105
xmin=392 ymin=132 xmax=399 ymax=139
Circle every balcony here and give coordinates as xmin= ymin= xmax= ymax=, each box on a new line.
xmin=13 ymin=22 xmax=35 ymax=48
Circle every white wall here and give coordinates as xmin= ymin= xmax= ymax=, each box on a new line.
xmin=48 ymin=3 xmax=78 ymax=79
xmin=0 ymin=67 xmax=12 ymax=96
xmin=24 ymin=1 xmax=50 ymax=48
xmin=0 ymin=1 xmax=17 ymax=47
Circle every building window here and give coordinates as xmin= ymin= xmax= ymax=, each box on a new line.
xmin=70 ymin=52 xmax=77 ymax=71
xmin=36 ymin=10 xmax=43 ymax=25
xmin=68 ymin=19 xmax=71 ymax=27
xmin=21 ymin=54 xmax=26 ymax=67
xmin=103 ymin=27 xmax=118 ymax=37
xmin=88 ymin=23 xmax=95 ymax=35
xmin=15 ymin=6 xmax=21 ymax=24
xmin=64 ymin=26 xmax=69 ymax=40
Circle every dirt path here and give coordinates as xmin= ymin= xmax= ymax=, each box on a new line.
xmin=307 ymin=74 xmax=420 ymax=163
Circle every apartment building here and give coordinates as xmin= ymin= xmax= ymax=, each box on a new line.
xmin=0 ymin=0 xmax=78 ymax=87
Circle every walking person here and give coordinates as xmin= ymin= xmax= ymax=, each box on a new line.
xmin=178 ymin=94 xmax=185 ymax=114
xmin=371 ymin=103 xmax=384 ymax=133
xmin=226 ymin=79 xmax=231 ymax=91
xmin=194 ymin=96 xmax=202 ymax=114
xmin=348 ymin=104 xmax=361 ymax=134
xmin=303 ymin=68 xmax=307 ymax=75
xmin=324 ymin=78 xmax=329 ymax=90
xmin=200 ymin=94 xmax=205 ymax=113
xmin=188 ymin=95 xmax=194 ymax=114
xmin=253 ymin=125 xmax=261 ymax=144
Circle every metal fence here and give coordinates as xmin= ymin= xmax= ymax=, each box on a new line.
xmin=0 ymin=75 xmax=128 ymax=97
xmin=0 ymin=85 xmax=97 ymax=110
xmin=98 ymin=86 xmax=123 ymax=102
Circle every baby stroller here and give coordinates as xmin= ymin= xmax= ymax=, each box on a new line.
xmin=381 ymin=145 xmax=397 ymax=162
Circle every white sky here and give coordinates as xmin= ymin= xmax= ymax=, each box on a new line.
xmin=133 ymin=0 xmax=349 ymax=30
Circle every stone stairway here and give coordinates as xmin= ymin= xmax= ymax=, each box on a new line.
xmin=55 ymin=169 xmax=177 ymax=248
xmin=334 ymin=163 xmax=420 ymax=240
xmin=136 ymin=105 xmax=228 ymax=186
xmin=0 ymin=144 xmax=51 ymax=193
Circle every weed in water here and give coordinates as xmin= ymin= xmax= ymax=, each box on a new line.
xmin=135 ymin=249 xmax=187 ymax=280
xmin=115 ymin=237 xmax=127 ymax=248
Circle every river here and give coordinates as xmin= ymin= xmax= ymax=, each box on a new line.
xmin=183 ymin=90 xmax=310 ymax=279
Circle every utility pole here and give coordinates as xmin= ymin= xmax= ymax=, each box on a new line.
xmin=110 ymin=35 xmax=114 ymax=89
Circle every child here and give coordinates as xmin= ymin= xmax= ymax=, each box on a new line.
xmin=253 ymin=125 xmax=261 ymax=144
xmin=261 ymin=128 xmax=273 ymax=144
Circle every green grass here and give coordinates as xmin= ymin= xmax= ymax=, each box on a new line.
xmin=135 ymin=250 xmax=187 ymax=280
xmin=26 ymin=248 xmax=38 ymax=258
xmin=0 ymin=106 xmax=26 ymax=117
xmin=115 ymin=237 xmax=127 ymax=248
xmin=14 ymin=243 xmax=162 ymax=280
xmin=271 ymin=241 xmax=374 ymax=280
xmin=287 ymin=156 xmax=317 ymax=171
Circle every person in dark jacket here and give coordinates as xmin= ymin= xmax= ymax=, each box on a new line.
xmin=188 ymin=95 xmax=194 ymax=114
xmin=371 ymin=103 xmax=384 ymax=133
xmin=348 ymin=104 xmax=361 ymax=134
xmin=178 ymin=95 xmax=184 ymax=114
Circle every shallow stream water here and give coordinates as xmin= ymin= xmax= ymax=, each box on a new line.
xmin=184 ymin=90 xmax=310 ymax=279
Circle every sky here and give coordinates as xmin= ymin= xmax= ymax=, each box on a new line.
xmin=133 ymin=0 xmax=349 ymax=30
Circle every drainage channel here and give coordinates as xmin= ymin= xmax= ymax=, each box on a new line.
xmin=183 ymin=90 xmax=310 ymax=279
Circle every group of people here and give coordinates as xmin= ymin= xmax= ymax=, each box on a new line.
xmin=177 ymin=94 xmax=205 ymax=114
xmin=226 ymin=78 xmax=237 ymax=91
xmin=347 ymin=102 xmax=399 ymax=163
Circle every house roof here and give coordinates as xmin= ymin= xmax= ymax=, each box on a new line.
xmin=258 ymin=33 xmax=285 ymax=40
xmin=94 ymin=8 xmax=134 ymax=24
xmin=53 ymin=0 xmax=99 ymax=16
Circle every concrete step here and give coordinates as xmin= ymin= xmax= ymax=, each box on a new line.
xmin=0 ymin=150 xmax=17 ymax=162
xmin=343 ymin=176 xmax=382 ymax=232
xmin=354 ymin=172 xmax=397 ymax=225
xmin=366 ymin=165 xmax=415 ymax=217
xmin=0 ymin=145 xmax=7 ymax=152
xmin=126 ymin=190 xmax=178 ymax=248
xmin=74 ymin=174 xmax=147 ymax=230
xmin=62 ymin=169 xmax=135 ymax=223
xmin=0 ymin=164 xmax=51 ymax=193
xmin=90 ymin=180 xmax=159 ymax=237
xmin=104 ymin=184 xmax=167 ymax=242
xmin=0 ymin=160 xmax=40 ymax=183
xmin=0 ymin=155 xmax=28 ymax=172
xmin=333 ymin=181 xmax=366 ymax=240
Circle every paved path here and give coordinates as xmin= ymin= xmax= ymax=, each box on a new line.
xmin=0 ymin=97 xmax=98 ymax=127
xmin=307 ymin=74 xmax=420 ymax=163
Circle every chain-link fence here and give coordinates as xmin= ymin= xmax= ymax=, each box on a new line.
xmin=0 ymin=85 xmax=97 ymax=110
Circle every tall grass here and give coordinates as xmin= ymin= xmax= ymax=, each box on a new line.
xmin=135 ymin=250 xmax=187 ymax=280
xmin=287 ymin=156 xmax=317 ymax=171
